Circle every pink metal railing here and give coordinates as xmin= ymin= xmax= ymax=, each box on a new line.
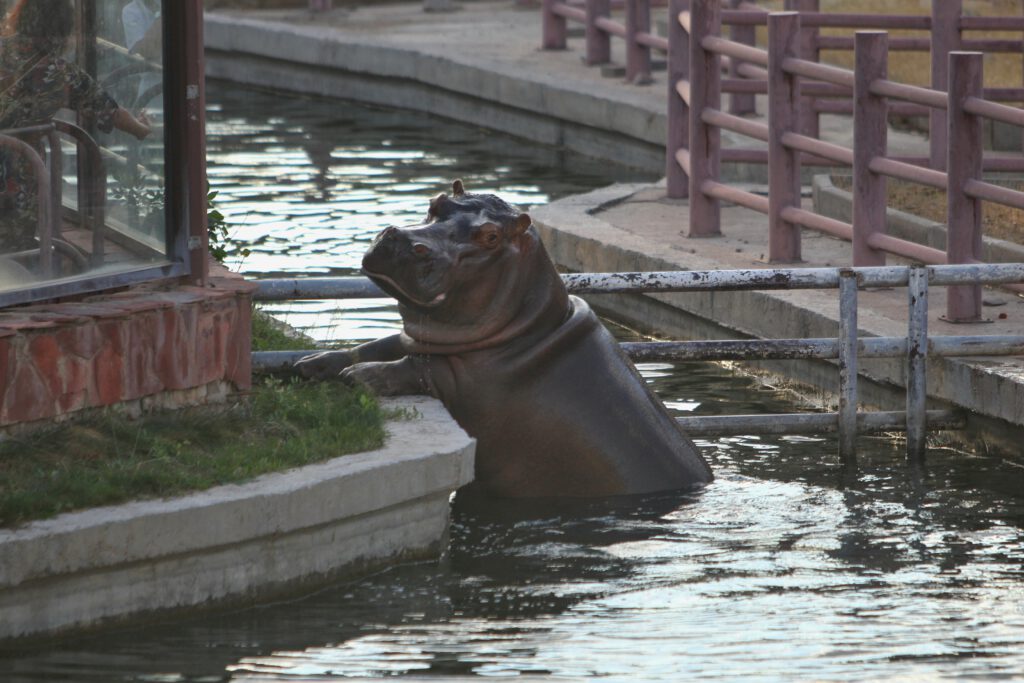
xmin=669 ymin=1 xmax=1024 ymax=322
xmin=543 ymin=0 xmax=668 ymax=83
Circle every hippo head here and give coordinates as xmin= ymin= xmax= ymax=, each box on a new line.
xmin=362 ymin=180 xmax=569 ymax=350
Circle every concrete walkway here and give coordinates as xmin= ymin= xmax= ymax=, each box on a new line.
xmin=205 ymin=2 xmax=1024 ymax=454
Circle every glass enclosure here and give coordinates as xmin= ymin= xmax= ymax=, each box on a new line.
xmin=0 ymin=0 xmax=171 ymax=298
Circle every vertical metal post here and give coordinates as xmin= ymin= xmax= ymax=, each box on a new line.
xmin=784 ymin=0 xmax=820 ymax=140
xmin=838 ymin=268 xmax=859 ymax=459
xmin=666 ymin=0 xmax=691 ymax=199
xmin=852 ymin=31 xmax=888 ymax=268
xmin=930 ymin=0 xmax=961 ymax=171
xmin=945 ymin=51 xmax=984 ymax=323
xmin=542 ymin=0 xmax=568 ymax=50
xmin=906 ymin=265 xmax=929 ymax=460
xmin=585 ymin=0 xmax=612 ymax=65
xmin=727 ymin=0 xmax=756 ymax=116
xmin=626 ymin=0 xmax=653 ymax=84
xmin=688 ymin=0 xmax=721 ymax=237
xmin=184 ymin=0 xmax=209 ymax=286
xmin=768 ymin=12 xmax=802 ymax=263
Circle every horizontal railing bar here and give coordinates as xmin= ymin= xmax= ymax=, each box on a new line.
xmin=814 ymin=100 xmax=929 ymax=118
xmin=867 ymin=233 xmax=948 ymax=264
xmin=677 ymin=410 xmax=963 ymax=436
xmin=981 ymin=88 xmax=1024 ymax=102
xmin=551 ymin=3 xmax=586 ymax=21
xmin=780 ymin=207 xmax=853 ymax=240
xmin=964 ymin=95 xmax=1024 ymax=128
xmin=701 ymin=35 xmax=769 ymax=67
xmin=702 ymin=108 xmax=770 ymax=141
xmin=782 ymin=57 xmax=854 ymax=88
xmin=962 ymin=39 xmax=1024 ymax=53
xmin=781 ymin=132 xmax=853 ymax=165
xmin=960 ymin=16 xmax=1024 ymax=31
xmin=722 ymin=78 xmax=767 ymax=94
xmin=815 ymin=35 xmax=930 ymax=51
xmin=637 ymin=31 xmax=668 ymax=51
xmin=719 ymin=11 xmax=931 ymax=30
xmin=253 ymin=264 xmax=1024 ymax=301
xmin=735 ymin=62 xmax=768 ymax=81
xmin=869 ymin=78 xmax=947 ymax=110
xmin=722 ymin=148 xmax=769 ymax=163
xmin=701 ymin=180 xmax=770 ymax=213
xmin=963 ymin=179 xmax=1024 ymax=211
xmin=594 ymin=16 xmax=627 ymax=39
xmin=869 ymin=157 xmax=948 ymax=190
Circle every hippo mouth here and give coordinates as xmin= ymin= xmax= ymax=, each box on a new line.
xmin=364 ymin=269 xmax=448 ymax=308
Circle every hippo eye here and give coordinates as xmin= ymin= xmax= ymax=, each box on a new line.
xmin=413 ymin=243 xmax=430 ymax=256
xmin=484 ymin=232 xmax=499 ymax=247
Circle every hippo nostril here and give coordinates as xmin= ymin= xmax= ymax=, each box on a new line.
xmin=382 ymin=226 xmax=399 ymax=238
xmin=413 ymin=243 xmax=431 ymax=256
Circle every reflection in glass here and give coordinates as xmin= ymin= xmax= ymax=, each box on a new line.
xmin=0 ymin=0 xmax=164 ymax=292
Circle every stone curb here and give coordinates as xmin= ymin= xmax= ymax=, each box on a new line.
xmin=0 ymin=396 xmax=475 ymax=641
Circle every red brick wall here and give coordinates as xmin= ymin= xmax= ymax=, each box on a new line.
xmin=0 ymin=267 xmax=254 ymax=428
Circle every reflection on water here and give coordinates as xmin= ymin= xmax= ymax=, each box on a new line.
xmin=2 ymin=85 xmax=1023 ymax=681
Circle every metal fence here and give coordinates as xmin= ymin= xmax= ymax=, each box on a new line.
xmin=253 ymin=262 xmax=1024 ymax=461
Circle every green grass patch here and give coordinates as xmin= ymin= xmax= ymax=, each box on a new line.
xmin=0 ymin=379 xmax=387 ymax=528
xmin=252 ymin=308 xmax=316 ymax=351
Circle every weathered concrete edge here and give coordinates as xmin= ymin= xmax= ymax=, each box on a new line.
xmin=0 ymin=396 xmax=475 ymax=641
xmin=532 ymin=185 xmax=1024 ymax=430
xmin=812 ymin=175 xmax=1024 ymax=265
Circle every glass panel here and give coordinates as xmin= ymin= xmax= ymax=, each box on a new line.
xmin=0 ymin=0 xmax=167 ymax=292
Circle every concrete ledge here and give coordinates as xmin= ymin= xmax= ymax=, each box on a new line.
xmin=0 ymin=396 xmax=475 ymax=642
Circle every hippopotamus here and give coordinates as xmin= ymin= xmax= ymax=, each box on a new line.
xmin=296 ymin=180 xmax=713 ymax=498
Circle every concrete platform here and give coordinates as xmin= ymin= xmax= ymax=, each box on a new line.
xmin=204 ymin=3 xmax=1024 ymax=453
xmin=0 ymin=397 xmax=475 ymax=643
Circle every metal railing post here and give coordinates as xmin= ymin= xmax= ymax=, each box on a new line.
xmin=688 ymin=0 xmax=721 ymax=237
xmin=626 ymin=0 xmax=653 ymax=84
xmin=666 ymin=0 xmax=691 ymax=199
xmin=945 ymin=51 xmax=984 ymax=323
xmin=768 ymin=12 xmax=802 ymax=262
xmin=838 ymin=268 xmax=859 ymax=459
xmin=585 ymin=0 xmax=612 ymax=65
xmin=728 ymin=0 xmax=757 ymax=116
xmin=784 ymin=0 xmax=820 ymax=140
xmin=542 ymin=0 xmax=568 ymax=50
xmin=906 ymin=265 xmax=929 ymax=460
xmin=930 ymin=0 xmax=962 ymax=171
xmin=852 ymin=31 xmax=888 ymax=268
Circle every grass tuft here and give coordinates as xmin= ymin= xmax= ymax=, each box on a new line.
xmin=0 ymin=379 xmax=386 ymax=528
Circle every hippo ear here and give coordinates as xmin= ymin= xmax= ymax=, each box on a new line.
xmin=452 ymin=179 xmax=465 ymax=196
xmin=510 ymin=212 xmax=532 ymax=238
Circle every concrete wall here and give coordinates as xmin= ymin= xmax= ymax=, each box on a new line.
xmin=0 ymin=396 xmax=475 ymax=643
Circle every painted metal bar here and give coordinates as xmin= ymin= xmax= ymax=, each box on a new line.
xmin=253 ymin=335 xmax=1024 ymax=369
xmin=816 ymin=35 xmax=930 ymax=51
xmin=768 ymin=11 xmax=802 ymax=263
xmin=722 ymin=148 xmax=769 ymax=163
xmin=675 ymin=410 xmax=963 ymax=437
xmin=945 ymin=51 xmax=984 ymax=323
xmin=962 ymin=39 xmax=1024 ymax=53
xmin=702 ymin=180 xmax=769 ymax=213
xmin=543 ymin=0 xmax=569 ymax=47
xmin=782 ymin=57 xmax=855 ymax=88
xmin=906 ymin=265 xmax=929 ymax=460
xmin=963 ymin=96 xmax=1024 ymax=128
xmin=666 ymin=0 xmax=690 ymax=199
xmin=625 ymin=0 xmax=653 ymax=84
xmin=963 ymin=179 xmax=1024 ymax=212
xmin=636 ymin=32 xmax=668 ymax=51
xmin=781 ymin=132 xmax=851 ymax=165
xmin=866 ymin=233 xmax=948 ymax=265
xmin=734 ymin=62 xmax=768 ymax=81
xmin=837 ymin=269 xmax=859 ymax=459
xmin=594 ymin=16 xmax=627 ymax=39
xmin=868 ymin=157 xmax=948 ymax=191
xmin=727 ymin=0 xmax=757 ymax=116
xmin=720 ymin=11 xmax=930 ymax=30
xmin=869 ymin=79 xmax=948 ymax=110
xmin=688 ymin=0 xmax=722 ymax=237
xmin=701 ymin=109 xmax=769 ymax=141
xmin=780 ymin=207 xmax=852 ymax=240
xmin=701 ymin=35 xmax=769 ymax=67
xmin=980 ymin=88 xmax=1024 ymax=102
xmin=551 ymin=3 xmax=587 ymax=21
xmin=253 ymin=264 xmax=1024 ymax=300
xmin=853 ymin=31 xmax=888 ymax=267
xmin=0 ymin=135 xmax=51 ymax=277
xmin=959 ymin=16 xmax=1024 ymax=31
xmin=931 ymin=0 xmax=961 ymax=170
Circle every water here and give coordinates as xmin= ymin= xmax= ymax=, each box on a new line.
xmin=2 ymin=85 xmax=1023 ymax=681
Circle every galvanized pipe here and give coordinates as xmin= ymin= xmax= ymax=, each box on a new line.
xmin=837 ymin=269 xmax=859 ymax=459
xmin=676 ymin=410 xmax=963 ymax=437
xmin=906 ymin=265 xmax=929 ymax=460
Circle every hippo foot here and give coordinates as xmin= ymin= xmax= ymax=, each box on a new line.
xmin=340 ymin=357 xmax=431 ymax=396
xmin=294 ymin=350 xmax=356 ymax=381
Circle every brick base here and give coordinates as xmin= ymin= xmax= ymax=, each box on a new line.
xmin=0 ymin=264 xmax=255 ymax=429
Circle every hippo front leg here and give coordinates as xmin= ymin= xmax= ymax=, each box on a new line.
xmin=340 ymin=355 xmax=434 ymax=396
xmin=294 ymin=334 xmax=405 ymax=380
